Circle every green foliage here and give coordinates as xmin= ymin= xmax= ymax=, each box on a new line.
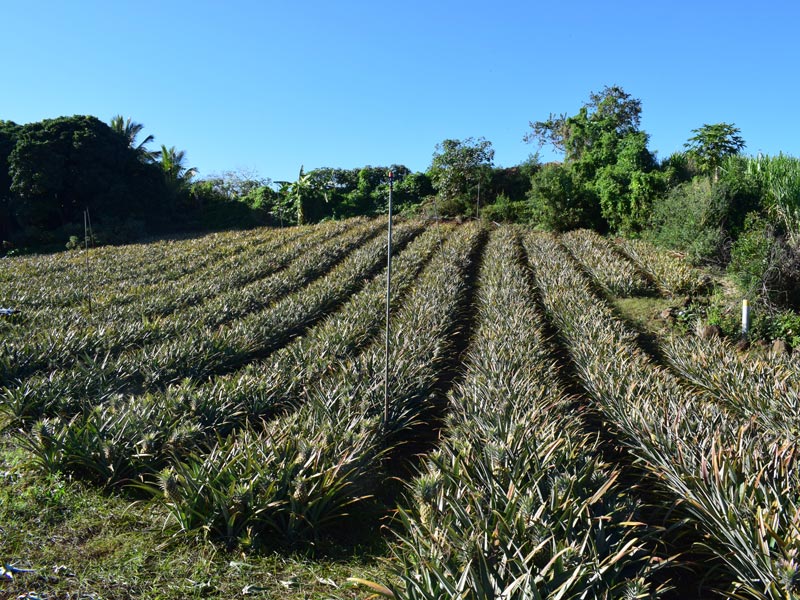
xmin=728 ymin=213 xmax=800 ymax=308
xmin=526 ymin=85 xmax=642 ymax=162
xmin=486 ymin=161 xmax=537 ymax=203
xmin=109 ymin=114 xmax=155 ymax=161
xmin=392 ymin=170 xmax=433 ymax=212
xmin=593 ymin=131 xmax=662 ymax=233
xmin=5 ymin=116 xmax=174 ymax=245
xmin=428 ymin=137 xmax=494 ymax=215
xmin=0 ymin=115 xmax=243 ymax=247
xmin=158 ymin=144 xmax=197 ymax=199
xmin=684 ymin=123 xmax=745 ymax=181
xmin=277 ymin=165 xmax=420 ymax=223
xmin=525 ymin=86 xmax=660 ymax=233
xmin=660 ymin=151 xmax=695 ymax=185
xmin=729 ymin=213 xmax=776 ymax=297
xmin=0 ymin=120 xmax=21 ymax=242
xmin=647 ymin=158 xmax=761 ymax=264
xmin=716 ymin=155 xmax=763 ymax=237
xmin=479 ymin=192 xmax=531 ymax=222
xmin=189 ymin=171 xmax=278 ymax=230
xmin=744 ymin=153 xmax=800 ymax=247
xmin=526 ymin=163 xmax=601 ymax=231
xmin=646 ymin=178 xmax=727 ymax=263
xmin=766 ymin=310 xmax=800 ymax=347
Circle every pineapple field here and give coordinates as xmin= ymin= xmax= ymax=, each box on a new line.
xmin=2 ymin=217 xmax=799 ymax=599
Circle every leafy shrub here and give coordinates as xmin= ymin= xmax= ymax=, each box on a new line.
xmin=728 ymin=213 xmax=800 ymax=308
xmin=593 ymin=131 xmax=663 ymax=234
xmin=527 ymin=163 xmax=602 ymax=231
xmin=646 ymin=178 xmax=727 ymax=263
xmin=716 ymin=155 xmax=761 ymax=238
xmin=768 ymin=310 xmax=800 ymax=347
xmin=480 ymin=192 xmax=531 ymax=222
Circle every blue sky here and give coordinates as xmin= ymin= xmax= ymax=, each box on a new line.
xmin=3 ymin=1 xmax=799 ymax=183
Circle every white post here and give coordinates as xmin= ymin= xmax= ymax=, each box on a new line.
xmin=741 ymin=299 xmax=750 ymax=336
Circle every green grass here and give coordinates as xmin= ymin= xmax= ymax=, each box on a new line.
xmin=611 ymin=296 xmax=676 ymax=334
xmin=0 ymin=434 xmax=389 ymax=600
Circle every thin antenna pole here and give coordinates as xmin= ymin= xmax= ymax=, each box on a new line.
xmin=384 ymin=170 xmax=394 ymax=427
xmin=84 ymin=209 xmax=92 ymax=314
xmin=86 ymin=207 xmax=94 ymax=246
xmin=476 ymin=180 xmax=481 ymax=219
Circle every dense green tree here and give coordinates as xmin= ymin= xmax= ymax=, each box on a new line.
xmin=592 ymin=131 xmax=663 ymax=232
xmin=487 ymin=159 xmax=538 ymax=203
xmin=525 ymin=86 xmax=659 ymax=233
xmin=0 ymin=121 xmax=21 ymax=241
xmin=292 ymin=165 xmax=419 ymax=220
xmin=392 ymin=169 xmax=433 ymax=211
xmin=195 ymin=169 xmax=269 ymax=201
xmin=10 ymin=116 xmax=131 ymax=228
xmin=685 ymin=123 xmax=745 ymax=182
xmin=526 ymin=85 xmax=642 ymax=163
xmin=428 ymin=137 xmax=494 ymax=215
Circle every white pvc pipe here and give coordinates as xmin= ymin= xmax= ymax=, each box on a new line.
xmin=742 ymin=299 xmax=750 ymax=336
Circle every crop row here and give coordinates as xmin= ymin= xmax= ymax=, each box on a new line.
xmin=0 ymin=221 xmax=310 ymax=308
xmin=0 ymin=220 xmax=360 ymax=355
xmin=660 ymin=333 xmax=800 ymax=439
xmin=134 ymin=221 xmax=485 ymax=547
xmin=0 ymin=221 xmax=332 ymax=358
xmin=560 ymin=229 xmax=651 ymax=296
xmin=0 ymin=218 xmax=373 ymax=386
xmin=614 ymin=237 xmax=707 ymax=297
xmin=2 ymin=219 xmax=420 ymax=423
xmin=21 ymin=224 xmax=453 ymax=486
xmin=524 ymin=232 xmax=800 ymax=599
xmin=386 ymin=227 xmax=666 ymax=598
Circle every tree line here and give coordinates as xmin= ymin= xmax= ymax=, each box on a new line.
xmin=2 ymin=89 xmax=799 ymax=318
xmin=0 ymin=115 xmax=204 ymax=248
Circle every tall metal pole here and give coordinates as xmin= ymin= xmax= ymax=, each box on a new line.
xmin=476 ymin=180 xmax=481 ymax=219
xmin=384 ymin=170 xmax=394 ymax=427
xmin=84 ymin=209 xmax=92 ymax=314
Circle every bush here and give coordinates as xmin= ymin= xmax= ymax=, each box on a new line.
xmin=527 ymin=163 xmax=602 ymax=232
xmin=645 ymin=177 xmax=726 ymax=263
xmin=480 ymin=192 xmax=532 ymax=222
xmin=716 ymin=156 xmax=762 ymax=238
xmin=768 ymin=310 xmax=800 ymax=348
xmin=729 ymin=213 xmax=800 ymax=308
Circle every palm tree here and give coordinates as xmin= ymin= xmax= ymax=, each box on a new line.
xmin=109 ymin=115 xmax=155 ymax=161
xmin=158 ymin=145 xmax=197 ymax=193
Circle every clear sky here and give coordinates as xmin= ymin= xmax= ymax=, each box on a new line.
xmin=3 ymin=1 xmax=799 ymax=183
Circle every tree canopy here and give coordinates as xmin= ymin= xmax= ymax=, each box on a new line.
xmin=684 ymin=123 xmax=746 ymax=181
xmin=525 ymin=86 xmax=660 ymax=233
xmin=429 ymin=137 xmax=494 ymax=215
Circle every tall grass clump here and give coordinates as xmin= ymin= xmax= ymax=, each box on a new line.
xmin=746 ymin=154 xmax=800 ymax=248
